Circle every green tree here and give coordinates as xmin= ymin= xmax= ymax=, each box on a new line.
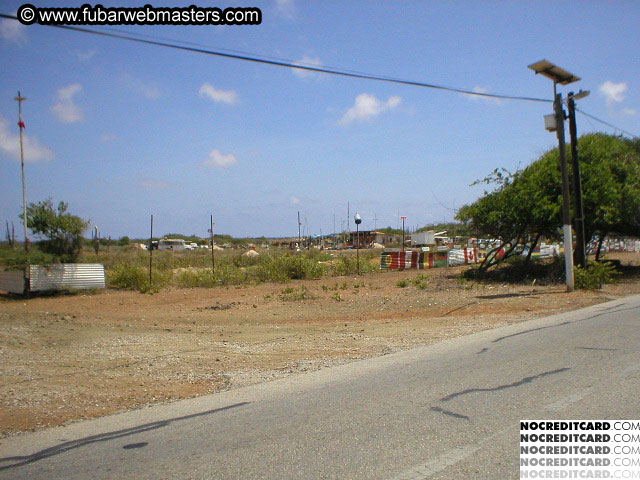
xmin=457 ymin=133 xmax=640 ymax=269
xmin=118 ymin=236 xmax=131 ymax=246
xmin=24 ymin=199 xmax=89 ymax=262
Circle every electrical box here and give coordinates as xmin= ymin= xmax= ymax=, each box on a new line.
xmin=544 ymin=114 xmax=557 ymax=132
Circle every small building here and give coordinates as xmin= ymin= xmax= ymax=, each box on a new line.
xmin=410 ymin=231 xmax=436 ymax=247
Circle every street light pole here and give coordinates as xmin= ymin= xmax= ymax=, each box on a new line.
xmin=354 ymin=213 xmax=361 ymax=275
xmin=567 ymin=91 xmax=589 ymax=268
xmin=529 ymin=60 xmax=581 ymax=292
xmin=15 ymin=91 xmax=28 ymax=251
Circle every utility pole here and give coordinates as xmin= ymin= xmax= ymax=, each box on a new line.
xmin=210 ymin=215 xmax=215 ymax=274
xmin=297 ymin=211 xmax=301 ymax=250
xmin=567 ymin=92 xmax=588 ymax=268
xmin=15 ymin=92 xmax=28 ymax=251
xmin=149 ymin=214 xmax=154 ymax=286
xmin=554 ymin=91 xmax=575 ymax=291
xmin=333 ymin=214 xmax=336 ymax=248
xmin=347 ymin=202 xmax=350 ymax=238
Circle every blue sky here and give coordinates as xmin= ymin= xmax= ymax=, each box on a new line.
xmin=1 ymin=1 xmax=638 ymax=240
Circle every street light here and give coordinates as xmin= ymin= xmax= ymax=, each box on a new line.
xmin=354 ymin=212 xmax=362 ymax=275
xmin=401 ymin=216 xmax=407 ymax=254
xmin=529 ymin=60 xmax=581 ymax=292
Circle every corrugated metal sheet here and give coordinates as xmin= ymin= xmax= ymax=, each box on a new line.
xmin=29 ymin=264 xmax=105 ymax=292
xmin=0 ymin=271 xmax=26 ymax=294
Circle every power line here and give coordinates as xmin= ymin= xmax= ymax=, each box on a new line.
xmin=575 ymin=108 xmax=638 ymax=139
xmin=0 ymin=13 xmax=552 ymax=104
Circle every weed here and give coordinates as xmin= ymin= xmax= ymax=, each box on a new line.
xmin=396 ymin=279 xmax=409 ymax=288
xmin=331 ymin=292 xmax=342 ymax=302
xmin=411 ymin=274 xmax=429 ymax=290
xmin=279 ymin=285 xmax=315 ymax=301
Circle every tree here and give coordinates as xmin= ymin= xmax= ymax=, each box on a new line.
xmin=24 ymin=199 xmax=89 ymax=262
xmin=457 ymin=134 xmax=640 ymax=269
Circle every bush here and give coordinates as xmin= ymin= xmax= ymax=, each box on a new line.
xmin=255 ymin=253 xmax=326 ymax=282
xmin=574 ymin=262 xmax=620 ymax=290
xmin=175 ymin=269 xmax=217 ymax=288
xmin=107 ymin=263 xmax=170 ymax=293
xmin=332 ymin=253 xmax=377 ymax=276
xmin=0 ymin=245 xmax=55 ymax=270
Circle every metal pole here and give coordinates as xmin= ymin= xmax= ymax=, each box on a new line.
xmin=568 ymin=94 xmax=586 ymax=268
xmin=149 ymin=214 xmax=153 ymax=286
xmin=297 ymin=211 xmax=301 ymax=250
xmin=15 ymin=92 xmax=28 ymax=251
xmin=554 ymin=92 xmax=574 ymax=291
xmin=210 ymin=215 xmax=215 ymax=274
xmin=402 ymin=217 xmax=405 ymax=254
xmin=356 ymin=222 xmax=360 ymax=275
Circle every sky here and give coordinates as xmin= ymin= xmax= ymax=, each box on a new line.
xmin=1 ymin=1 xmax=639 ymax=240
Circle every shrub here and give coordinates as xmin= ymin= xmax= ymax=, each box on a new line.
xmin=175 ymin=269 xmax=217 ymax=288
xmin=396 ymin=279 xmax=409 ymax=288
xmin=0 ymin=246 xmax=55 ymax=270
xmin=107 ymin=263 xmax=170 ymax=293
xmin=574 ymin=262 xmax=620 ymax=290
xmin=331 ymin=253 xmax=377 ymax=276
xmin=256 ymin=253 xmax=326 ymax=282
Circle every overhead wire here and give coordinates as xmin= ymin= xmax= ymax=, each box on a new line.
xmin=0 ymin=12 xmax=552 ymax=104
xmin=575 ymin=108 xmax=638 ymax=139
xmin=3 ymin=14 xmax=637 ymax=138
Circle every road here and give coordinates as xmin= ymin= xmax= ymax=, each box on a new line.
xmin=1 ymin=295 xmax=639 ymax=479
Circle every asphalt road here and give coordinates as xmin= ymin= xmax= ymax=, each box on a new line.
xmin=2 ymin=295 xmax=639 ymax=479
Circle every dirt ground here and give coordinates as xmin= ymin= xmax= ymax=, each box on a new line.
xmin=1 ymin=252 xmax=639 ymax=437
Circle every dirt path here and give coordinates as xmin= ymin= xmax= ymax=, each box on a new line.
xmin=1 ymin=254 xmax=639 ymax=437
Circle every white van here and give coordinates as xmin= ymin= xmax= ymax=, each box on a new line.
xmin=158 ymin=238 xmax=188 ymax=251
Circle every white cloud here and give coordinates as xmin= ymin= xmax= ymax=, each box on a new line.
xmin=199 ymin=83 xmax=238 ymax=105
xmin=100 ymin=133 xmax=116 ymax=142
xmin=599 ymin=81 xmax=627 ymax=106
xmin=292 ymin=55 xmax=323 ymax=79
xmin=275 ymin=0 xmax=295 ymax=18
xmin=0 ymin=19 xmax=26 ymax=44
xmin=141 ymin=179 xmax=168 ymax=190
xmin=290 ymin=196 xmax=301 ymax=205
xmin=120 ymin=73 xmax=161 ymax=100
xmin=338 ymin=93 xmax=402 ymax=126
xmin=74 ymin=49 xmax=97 ymax=61
xmin=463 ymin=86 xmax=504 ymax=105
xmin=0 ymin=115 xmax=54 ymax=163
xmin=203 ymin=149 xmax=237 ymax=168
xmin=599 ymin=81 xmax=636 ymax=117
xmin=51 ymin=84 xmax=83 ymax=124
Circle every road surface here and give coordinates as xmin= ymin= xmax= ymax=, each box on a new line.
xmin=1 ymin=295 xmax=639 ymax=479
